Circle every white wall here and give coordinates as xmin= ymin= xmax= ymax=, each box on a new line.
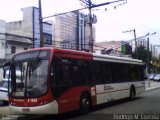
xmin=0 ymin=20 xmax=6 ymax=59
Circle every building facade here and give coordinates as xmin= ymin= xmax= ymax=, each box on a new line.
xmin=0 ymin=20 xmax=6 ymax=69
xmin=0 ymin=7 xmax=52 ymax=61
xmin=53 ymin=10 xmax=95 ymax=51
xmin=31 ymin=7 xmax=52 ymax=48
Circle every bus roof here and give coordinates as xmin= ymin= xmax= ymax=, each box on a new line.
xmin=93 ymin=53 xmax=144 ymax=65
xmin=12 ymin=47 xmax=144 ymax=65
xmin=51 ymin=47 xmax=144 ymax=65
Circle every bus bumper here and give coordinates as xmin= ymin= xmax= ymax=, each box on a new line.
xmin=9 ymin=100 xmax=58 ymax=114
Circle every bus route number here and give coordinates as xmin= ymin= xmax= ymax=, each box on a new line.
xmin=28 ymin=99 xmax=37 ymax=103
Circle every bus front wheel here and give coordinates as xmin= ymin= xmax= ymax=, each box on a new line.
xmin=79 ymin=93 xmax=91 ymax=114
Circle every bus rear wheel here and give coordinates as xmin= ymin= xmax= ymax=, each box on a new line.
xmin=79 ymin=93 xmax=91 ymax=114
xmin=130 ymin=86 xmax=136 ymax=99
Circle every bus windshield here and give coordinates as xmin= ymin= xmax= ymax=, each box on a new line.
xmin=9 ymin=50 xmax=50 ymax=98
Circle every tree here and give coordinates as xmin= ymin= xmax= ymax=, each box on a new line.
xmin=121 ymin=44 xmax=132 ymax=55
xmin=132 ymin=45 xmax=152 ymax=64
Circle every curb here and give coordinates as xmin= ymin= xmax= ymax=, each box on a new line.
xmin=145 ymin=86 xmax=160 ymax=91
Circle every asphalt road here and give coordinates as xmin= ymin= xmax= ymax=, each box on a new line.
xmin=1 ymin=88 xmax=160 ymax=120
xmin=0 ymin=102 xmax=10 ymax=114
xmin=91 ymin=88 xmax=160 ymax=114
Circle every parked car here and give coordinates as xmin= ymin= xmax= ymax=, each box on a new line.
xmin=149 ymin=74 xmax=156 ymax=80
xmin=0 ymin=65 xmax=23 ymax=105
xmin=153 ymin=74 xmax=160 ymax=81
xmin=0 ymin=78 xmax=10 ymax=104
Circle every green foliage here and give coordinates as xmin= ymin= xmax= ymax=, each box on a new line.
xmin=132 ymin=45 xmax=152 ymax=63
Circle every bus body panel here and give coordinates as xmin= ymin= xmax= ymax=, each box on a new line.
xmin=57 ymin=86 xmax=91 ymax=113
xmin=9 ymin=86 xmax=96 ymax=114
xmin=96 ymin=81 xmax=145 ymax=104
xmin=96 ymin=83 xmax=129 ymax=104
xmin=135 ymin=81 xmax=145 ymax=95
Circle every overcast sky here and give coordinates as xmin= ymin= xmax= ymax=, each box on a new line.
xmin=0 ymin=0 xmax=160 ymax=47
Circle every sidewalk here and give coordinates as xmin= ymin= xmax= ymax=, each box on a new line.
xmin=145 ymin=80 xmax=160 ymax=91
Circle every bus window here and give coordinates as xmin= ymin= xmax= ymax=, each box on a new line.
xmin=102 ymin=62 xmax=112 ymax=84
xmin=123 ymin=64 xmax=131 ymax=82
xmin=140 ymin=66 xmax=145 ymax=80
xmin=62 ymin=62 xmax=72 ymax=86
xmin=130 ymin=65 xmax=139 ymax=81
xmin=9 ymin=60 xmax=49 ymax=98
xmin=111 ymin=63 xmax=120 ymax=83
xmin=76 ymin=60 xmax=90 ymax=85
xmin=28 ymin=60 xmax=48 ymax=97
xmin=53 ymin=57 xmax=72 ymax=97
xmin=91 ymin=61 xmax=103 ymax=85
xmin=72 ymin=64 xmax=81 ymax=85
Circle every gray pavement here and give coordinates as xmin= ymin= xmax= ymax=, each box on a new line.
xmin=145 ymin=80 xmax=160 ymax=91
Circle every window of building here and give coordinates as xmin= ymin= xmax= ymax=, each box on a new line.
xmin=11 ymin=46 xmax=16 ymax=54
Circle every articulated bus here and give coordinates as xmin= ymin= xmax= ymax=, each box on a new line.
xmin=6 ymin=47 xmax=145 ymax=114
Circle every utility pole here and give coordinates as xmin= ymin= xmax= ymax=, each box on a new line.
xmin=133 ymin=29 xmax=137 ymax=50
xmin=39 ymin=0 xmax=44 ymax=47
xmin=133 ymin=29 xmax=137 ymax=58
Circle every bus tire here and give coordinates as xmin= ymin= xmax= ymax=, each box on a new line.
xmin=130 ymin=86 xmax=136 ymax=99
xmin=79 ymin=93 xmax=91 ymax=114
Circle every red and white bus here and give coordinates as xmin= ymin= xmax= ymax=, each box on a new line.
xmin=7 ymin=47 xmax=145 ymax=114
